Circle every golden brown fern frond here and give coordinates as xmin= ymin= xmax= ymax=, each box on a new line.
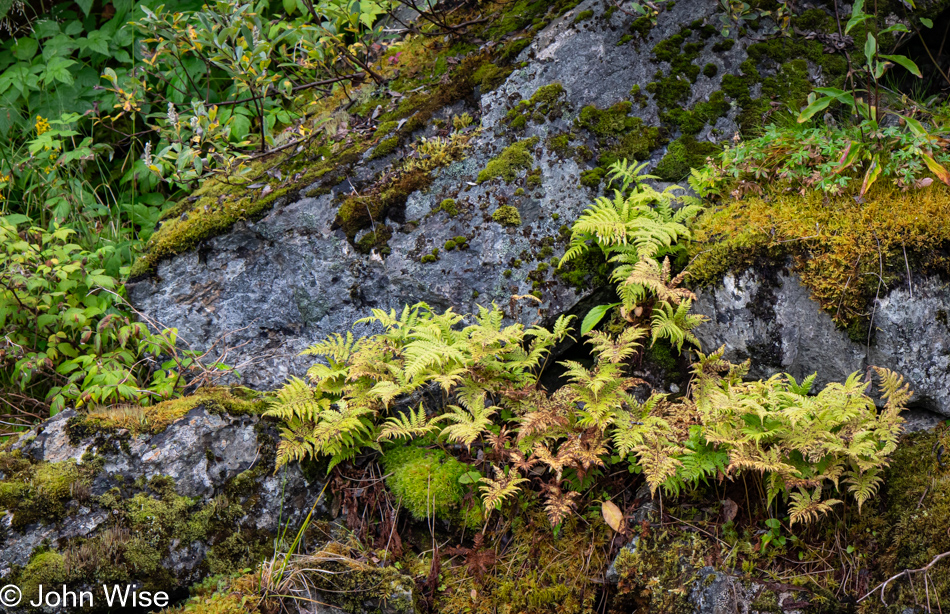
xmin=542 ymin=483 xmax=580 ymax=526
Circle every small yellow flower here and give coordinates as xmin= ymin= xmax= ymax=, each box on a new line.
xmin=35 ymin=115 xmax=50 ymax=136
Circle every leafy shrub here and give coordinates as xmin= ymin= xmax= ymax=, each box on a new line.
xmin=0 ymin=220 xmax=192 ymax=414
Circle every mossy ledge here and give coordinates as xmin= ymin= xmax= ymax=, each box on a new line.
xmin=690 ymin=183 xmax=950 ymax=328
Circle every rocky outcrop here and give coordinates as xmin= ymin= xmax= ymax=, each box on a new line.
xmin=127 ymin=0 xmax=759 ymax=389
xmin=693 ymin=268 xmax=950 ymax=416
xmin=0 ymin=407 xmax=323 ymax=610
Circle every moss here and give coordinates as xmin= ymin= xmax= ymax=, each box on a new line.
xmin=421 ymin=254 xmax=437 ymax=264
xmin=477 ymin=137 xmax=539 ymax=183
xmin=712 ymin=38 xmax=735 ymax=52
xmin=702 ymin=62 xmax=717 ymax=78
xmin=612 ymin=528 xmax=707 ymax=614
xmin=0 ymin=456 xmax=90 ymax=530
xmin=381 ymin=445 xmax=482 ymax=529
xmin=690 ymin=184 xmax=950 ymax=328
xmin=546 ymin=133 xmax=573 ymax=158
xmin=437 ymin=198 xmax=459 ymax=217
xmin=504 ymin=83 xmax=566 ymax=130
xmin=444 ymin=240 xmax=457 ymax=251
xmin=514 ymin=187 xmax=525 ymax=196
xmin=369 ymin=135 xmax=400 ymax=160
xmin=19 ymin=551 xmax=68 ymax=605
xmin=473 ymin=62 xmax=512 ymax=92
xmin=653 ymin=135 xmax=720 ymax=182
xmin=573 ymin=9 xmax=593 ymax=23
xmin=575 ymin=102 xmax=661 ymax=167
xmin=503 ymin=269 xmax=512 ymax=278
xmin=375 ymin=120 xmax=399 ymax=135
xmin=630 ymin=15 xmax=653 ymax=39
xmin=554 ymin=247 xmax=608 ymax=290
xmin=78 ymin=387 xmax=267 ymax=437
xmin=580 ymin=167 xmax=607 ymax=188
xmin=492 ymin=205 xmax=522 ymax=227
xmin=526 ymin=169 xmax=542 ymax=188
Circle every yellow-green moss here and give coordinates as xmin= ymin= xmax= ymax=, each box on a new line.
xmin=690 ymin=183 xmax=950 ymax=328
xmin=653 ymin=135 xmax=719 ymax=182
xmin=477 ymin=137 xmax=539 ymax=183
xmin=382 ymin=445 xmax=482 ymax=530
xmin=437 ymin=198 xmax=459 ymax=217
xmin=78 ymin=387 xmax=267 ymax=436
xmin=491 ymin=205 xmax=522 ymax=227
xmin=505 ymin=83 xmax=566 ymax=130
xmin=0 ymin=456 xmax=90 ymax=529
xmin=437 ymin=509 xmax=611 ymax=614
xmin=369 ymin=135 xmax=400 ymax=160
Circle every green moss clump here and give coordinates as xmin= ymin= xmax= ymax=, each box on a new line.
xmin=703 ymin=62 xmax=717 ymax=77
xmin=473 ymin=62 xmax=512 ymax=92
xmin=576 ymin=101 xmax=636 ymax=137
xmin=0 ymin=456 xmax=91 ymax=530
xmin=546 ymin=133 xmax=573 ymax=158
xmin=712 ymin=38 xmax=734 ymax=52
xmin=505 ymin=83 xmax=566 ymax=130
xmin=492 ymin=205 xmax=522 ymax=227
xmin=526 ymin=169 xmax=542 ymax=188
xmin=477 ymin=137 xmax=539 ymax=184
xmin=575 ymin=102 xmax=661 ymax=167
xmin=653 ymin=135 xmax=720 ymax=182
xmin=70 ymin=387 xmax=267 ymax=439
xmin=630 ymin=15 xmax=653 ymax=40
xmin=503 ymin=269 xmax=512 ymax=278
xmin=444 ymin=240 xmax=457 ymax=251
xmin=382 ymin=445 xmax=482 ymax=529
xmin=375 ymin=120 xmax=399 ymax=135
xmin=421 ymin=254 xmax=438 ymax=264
xmin=437 ymin=198 xmax=459 ymax=217
xmin=554 ymin=247 xmax=608 ymax=290
xmin=573 ymin=9 xmax=593 ymax=23
xmin=580 ymin=167 xmax=607 ymax=188
xmin=369 ymin=135 xmax=400 ymax=160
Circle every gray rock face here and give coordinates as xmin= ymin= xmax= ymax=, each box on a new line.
xmin=127 ymin=0 xmax=752 ymax=390
xmin=0 ymin=407 xmax=322 ymax=585
xmin=693 ymin=269 xmax=950 ymax=416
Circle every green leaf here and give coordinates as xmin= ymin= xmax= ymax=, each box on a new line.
xmin=76 ymin=0 xmax=93 ymax=16
xmin=864 ymin=33 xmax=877 ymax=66
xmin=283 ymin=0 xmax=296 ymax=14
xmin=2 ymin=214 xmax=32 ymax=226
xmin=581 ymin=303 xmax=620 ymax=335
xmin=920 ymin=17 xmax=933 ymax=28
xmin=43 ymin=57 xmax=76 ymax=86
xmin=878 ymin=54 xmax=922 ymax=78
xmin=797 ymin=96 xmax=834 ymax=123
xmin=12 ymin=37 xmax=38 ymax=61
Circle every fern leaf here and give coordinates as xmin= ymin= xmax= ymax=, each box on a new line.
xmin=377 ymin=404 xmax=436 ymax=442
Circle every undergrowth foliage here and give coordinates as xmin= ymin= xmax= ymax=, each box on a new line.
xmin=270 ymin=310 xmax=909 ymax=526
xmin=0 ymin=220 xmax=198 ymax=419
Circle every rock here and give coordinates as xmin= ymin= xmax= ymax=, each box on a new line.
xmin=0 ymin=407 xmax=325 ymax=610
xmin=126 ymin=0 xmax=782 ymax=390
xmin=693 ymin=268 xmax=950 ymax=417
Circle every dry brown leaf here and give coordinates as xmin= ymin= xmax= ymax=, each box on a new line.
xmin=602 ymin=500 xmax=624 ymax=532
xmin=722 ymin=498 xmax=738 ymax=523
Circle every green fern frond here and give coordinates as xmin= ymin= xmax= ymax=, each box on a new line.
xmin=377 ymin=404 xmax=436 ymax=442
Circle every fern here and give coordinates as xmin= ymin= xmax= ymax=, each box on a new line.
xmin=650 ymin=299 xmax=705 ymax=352
xmin=480 ymin=466 xmax=529 ymax=512
xmin=377 ymin=404 xmax=436 ymax=442
xmin=788 ymin=487 xmax=842 ymax=525
xmin=435 ymin=388 xmax=498 ymax=449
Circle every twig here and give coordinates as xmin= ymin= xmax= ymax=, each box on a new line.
xmin=859 ymin=550 xmax=950 ymax=605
